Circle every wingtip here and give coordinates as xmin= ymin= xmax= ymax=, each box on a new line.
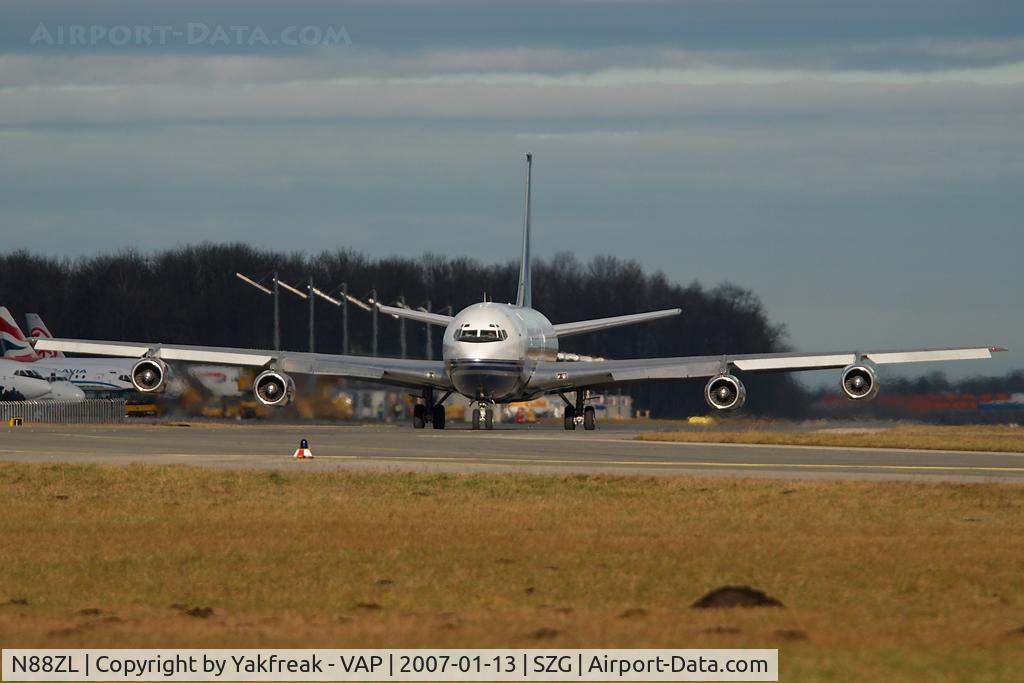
xmin=991 ymin=346 xmax=1008 ymax=353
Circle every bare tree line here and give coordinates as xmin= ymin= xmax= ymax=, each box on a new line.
xmin=0 ymin=244 xmax=807 ymax=416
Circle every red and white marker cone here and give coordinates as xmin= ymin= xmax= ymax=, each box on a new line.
xmin=293 ymin=438 xmax=314 ymax=460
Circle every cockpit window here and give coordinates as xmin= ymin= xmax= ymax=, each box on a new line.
xmin=456 ymin=324 xmax=508 ymax=343
xmin=14 ymin=369 xmax=44 ymax=380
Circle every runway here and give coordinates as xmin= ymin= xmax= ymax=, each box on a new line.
xmin=2 ymin=422 xmax=1024 ymax=482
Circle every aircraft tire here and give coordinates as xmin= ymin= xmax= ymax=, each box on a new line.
xmin=563 ymin=406 xmax=576 ymax=431
xmin=583 ymin=405 xmax=596 ymax=430
xmin=413 ymin=404 xmax=426 ymax=429
xmin=485 ymin=408 xmax=494 ymax=430
xmin=432 ymin=404 xmax=446 ymax=430
xmin=472 ymin=407 xmax=481 ymax=430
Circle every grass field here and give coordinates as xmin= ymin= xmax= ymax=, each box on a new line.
xmin=3 ymin=461 xmax=1024 ymax=681
xmin=637 ymin=423 xmax=1024 ymax=453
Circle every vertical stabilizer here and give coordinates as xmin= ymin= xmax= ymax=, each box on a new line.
xmin=26 ymin=313 xmax=65 ymax=358
xmin=515 ymin=153 xmax=533 ymax=308
xmin=0 ymin=306 xmax=39 ymax=362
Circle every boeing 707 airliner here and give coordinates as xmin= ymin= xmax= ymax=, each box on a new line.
xmin=36 ymin=155 xmax=1005 ymax=430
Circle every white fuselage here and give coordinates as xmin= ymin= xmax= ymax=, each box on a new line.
xmin=0 ymin=360 xmax=86 ymax=400
xmin=21 ymin=358 xmax=135 ymax=393
xmin=0 ymin=368 xmax=51 ymax=399
xmin=441 ymin=302 xmax=558 ymax=402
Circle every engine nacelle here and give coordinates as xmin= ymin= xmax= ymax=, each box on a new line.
xmin=840 ymin=364 xmax=880 ymax=400
xmin=253 ymin=370 xmax=295 ymax=406
xmin=131 ymin=358 xmax=168 ymax=393
xmin=704 ymin=374 xmax=747 ymax=411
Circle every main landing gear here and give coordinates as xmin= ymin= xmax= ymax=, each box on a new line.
xmin=471 ymin=403 xmax=495 ymax=431
xmin=413 ymin=387 xmax=451 ymax=430
xmin=561 ymin=390 xmax=596 ymax=431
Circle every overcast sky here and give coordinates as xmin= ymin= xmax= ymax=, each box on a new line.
xmin=1 ymin=1 xmax=1020 ymax=380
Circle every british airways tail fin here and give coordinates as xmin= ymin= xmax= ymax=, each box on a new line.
xmin=25 ymin=313 xmax=65 ymax=358
xmin=0 ymin=306 xmax=39 ymax=362
xmin=515 ymin=153 xmax=533 ymax=308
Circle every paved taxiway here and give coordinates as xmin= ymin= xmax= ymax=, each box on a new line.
xmin=2 ymin=423 xmax=1024 ymax=482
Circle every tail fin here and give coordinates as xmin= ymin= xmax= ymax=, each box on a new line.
xmin=0 ymin=306 xmax=39 ymax=362
xmin=515 ymin=152 xmax=533 ymax=308
xmin=25 ymin=313 xmax=65 ymax=358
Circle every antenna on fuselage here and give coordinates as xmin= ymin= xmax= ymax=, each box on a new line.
xmin=515 ymin=153 xmax=533 ymax=309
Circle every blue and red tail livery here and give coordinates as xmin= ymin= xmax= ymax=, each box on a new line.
xmin=0 ymin=306 xmax=38 ymax=362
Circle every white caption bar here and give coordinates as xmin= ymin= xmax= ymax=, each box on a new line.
xmin=3 ymin=649 xmax=778 ymax=681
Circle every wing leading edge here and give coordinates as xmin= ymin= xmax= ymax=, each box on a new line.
xmin=35 ymin=338 xmax=1005 ymax=397
xmin=527 ymin=346 xmax=1005 ymax=393
xmin=34 ymin=338 xmax=452 ymax=391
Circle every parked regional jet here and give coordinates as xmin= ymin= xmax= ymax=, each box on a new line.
xmin=0 ymin=364 xmax=52 ymax=400
xmin=0 ymin=359 xmax=86 ymax=401
xmin=1 ymin=308 xmax=135 ymax=393
xmin=34 ymin=155 xmax=1005 ymax=430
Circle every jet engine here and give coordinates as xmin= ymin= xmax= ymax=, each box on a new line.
xmin=704 ymin=373 xmax=747 ymax=411
xmin=840 ymin=364 xmax=879 ymax=400
xmin=253 ymin=369 xmax=295 ymax=406
xmin=131 ymin=358 xmax=168 ymax=393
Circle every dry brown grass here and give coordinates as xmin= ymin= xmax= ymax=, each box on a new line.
xmin=637 ymin=423 xmax=1024 ymax=452
xmin=2 ymin=462 xmax=1024 ymax=681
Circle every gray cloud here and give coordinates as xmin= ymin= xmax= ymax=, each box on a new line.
xmin=2 ymin=59 xmax=1023 ymax=128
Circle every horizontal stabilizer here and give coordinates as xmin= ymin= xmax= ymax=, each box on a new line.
xmin=553 ymin=308 xmax=682 ymax=338
xmin=374 ymin=303 xmax=454 ymax=327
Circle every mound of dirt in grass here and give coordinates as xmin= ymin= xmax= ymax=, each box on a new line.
xmin=774 ymin=629 xmax=807 ymax=641
xmin=530 ymin=627 xmax=559 ymax=640
xmin=172 ymin=604 xmax=215 ymax=619
xmin=692 ymin=586 xmax=783 ymax=609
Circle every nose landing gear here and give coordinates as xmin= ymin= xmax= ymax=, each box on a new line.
xmin=471 ymin=402 xmax=495 ymax=430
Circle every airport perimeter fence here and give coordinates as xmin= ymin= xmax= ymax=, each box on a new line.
xmin=0 ymin=399 xmax=126 ymax=425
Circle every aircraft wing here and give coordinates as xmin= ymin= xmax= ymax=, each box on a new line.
xmin=527 ymin=346 xmax=1005 ymax=393
xmin=34 ymin=338 xmax=452 ymax=391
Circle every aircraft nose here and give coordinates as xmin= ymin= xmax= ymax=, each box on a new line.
xmin=51 ymin=383 xmax=85 ymax=401
xmin=447 ymin=359 xmax=524 ymax=401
